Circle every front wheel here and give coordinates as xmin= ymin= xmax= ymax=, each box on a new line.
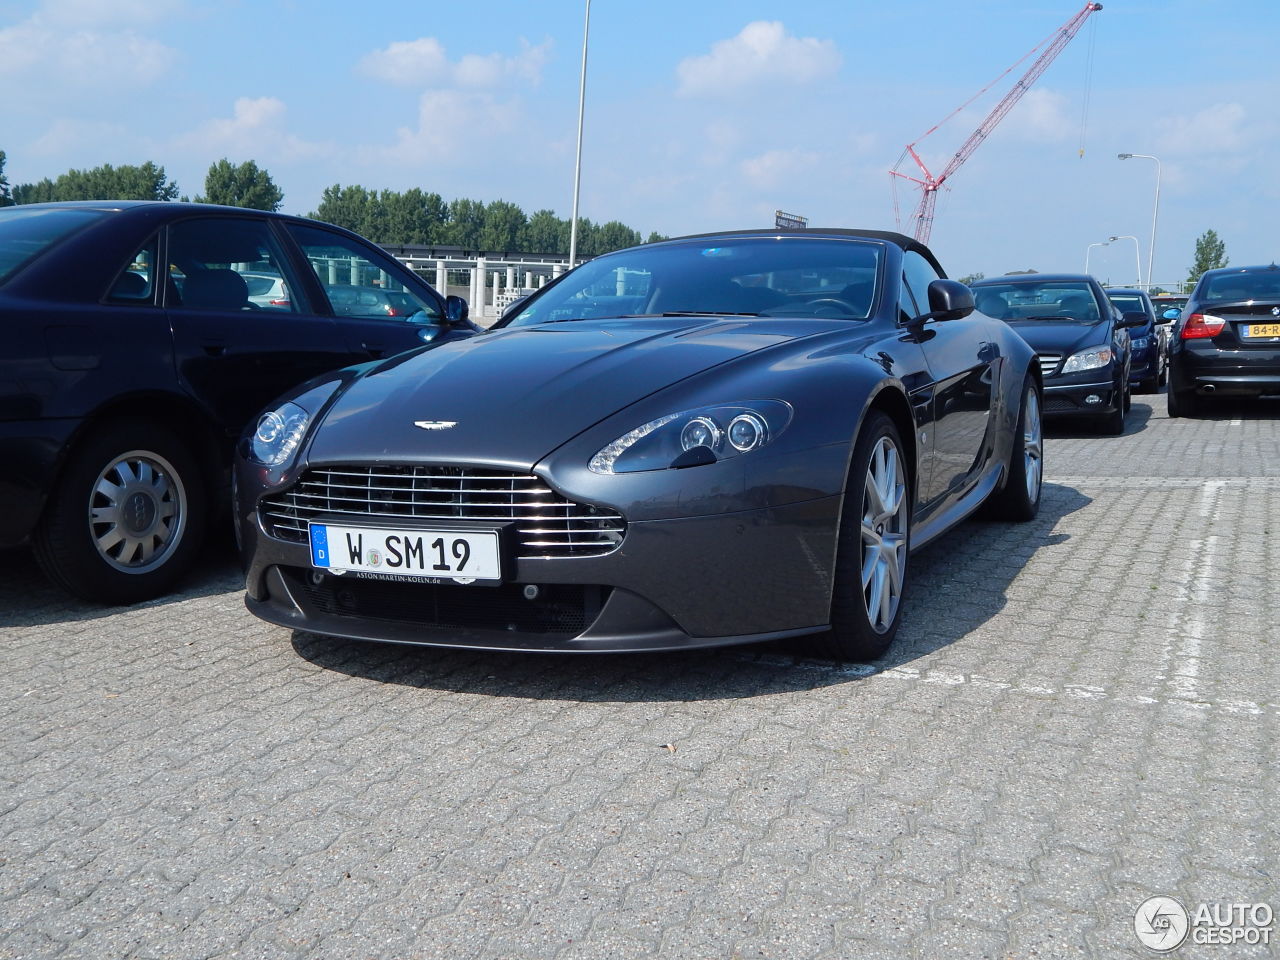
xmin=983 ymin=377 xmax=1043 ymax=522
xmin=34 ymin=420 xmax=206 ymax=604
xmin=824 ymin=411 xmax=910 ymax=661
xmin=1100 ymin=380 xmax=1128 ymax=435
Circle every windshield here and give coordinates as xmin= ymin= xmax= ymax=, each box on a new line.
xmin=0 ymin=206 xmax=106 ymax=285
xmin=1108 ymin=294 xmax=1148 ymax=315
xmin=503 ymin=236 xmax=883 ymax=327
xmin=973 ymin=280 xmax=1101 ymax=323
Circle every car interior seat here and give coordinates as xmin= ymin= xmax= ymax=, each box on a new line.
xmin=837 ymin=280 xmax=875 ymax=315
xmin=975 ymin=292 xmax=1009 ymax=319
xmin=1057 ymin=293 xmax=1097 ymax=321
xmin=181 ymin=269 xmax=251 ymax=311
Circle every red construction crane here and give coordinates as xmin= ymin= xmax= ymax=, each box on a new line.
xmin=891 ymin=1 xmax=1103 ymax=245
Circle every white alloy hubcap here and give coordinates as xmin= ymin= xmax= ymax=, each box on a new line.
xmin=861 ymin=436 xmax=907 ymax=633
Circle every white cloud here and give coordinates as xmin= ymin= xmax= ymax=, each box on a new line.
xmin=27 ymin=118 xmax=128 ymax=157
xmin=365 ymin=90 xmax=522 ymax=165
xmin=676 ymin=22 xmax=840 ymax=98
xmin=740 ymin=149 xmax=821 ymax=189
xmin=174 ymin=97 xmax=331 ymax=163
xmin=1154 ymin=102 xmax=1251 ymax=154
xmin=0 ymin=3 xmax=176 ymax=90
xmin=358 ymin=36 xmax=549 ymax=89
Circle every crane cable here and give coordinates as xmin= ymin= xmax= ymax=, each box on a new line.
xmin=1077 ymin=13 xmax=1098 ymax=158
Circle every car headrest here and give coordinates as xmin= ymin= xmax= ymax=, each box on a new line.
xmin=183 ymin=269 xmax=248 ymax=310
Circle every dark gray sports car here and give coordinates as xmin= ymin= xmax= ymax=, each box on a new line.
xmin=236 ymin=229 xmax=1043 ymax=660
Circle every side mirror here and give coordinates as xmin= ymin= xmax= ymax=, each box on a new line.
xmin=916 ymin=279 xmax=974 ymax=323
xmin=1159 ymin=308 xmax=1180 ymax=323
xmin=444 ymin=295 xmax=469 ymax=325
xmin=1120 ymin=311 xmax=1149 ymax=328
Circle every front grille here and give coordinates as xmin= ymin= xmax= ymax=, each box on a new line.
xmin=293 ymin=570 xmax=608 ymax=636
xmin=1037 ymin=353 xmax=1063 ymax=378
xmin=261 ymin=465 xmax=625 ymax=558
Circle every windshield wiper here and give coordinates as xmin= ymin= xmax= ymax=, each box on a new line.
xmin=659 ymin=310 xmax=762 ymax=317
xmin=1021 ymin=314 xmax=1083 ymax=322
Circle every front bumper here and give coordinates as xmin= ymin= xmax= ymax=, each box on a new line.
xmin=1040 ymin=378 xmax=1120 ymax=417
xmin=241 ymin=494 xmax=842 ymax=653
xmin=1128 ymin=348 xmax=1159 ymax=384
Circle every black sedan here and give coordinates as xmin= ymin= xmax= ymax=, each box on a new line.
xmin=970 ymin=273 xmax=1138 ymax=434
xmin=0 ymin=201 xmax=476 ymax=603
xmin=237 ymin=229 xmax=1043 ymax=661
xmin=1168 ymin=264 xmax=1280 ymax=417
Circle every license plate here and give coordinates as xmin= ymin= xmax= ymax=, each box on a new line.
xmin=309 ymin=523 xmax=501 ymax=584
xmin=1245 ymin=323 xmax=1280 ymax=338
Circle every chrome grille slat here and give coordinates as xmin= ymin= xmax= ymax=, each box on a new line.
xmin=1037 ymin=352 xmax=1062 ymax=377
xmin=260 ymin=465 xmax=625 ymax=558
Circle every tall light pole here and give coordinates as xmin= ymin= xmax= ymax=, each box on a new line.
xmin=568 ymin=0 xmax=591 ymax=269
xmin=1118 ymin=153 xmax=1161 ymax=289
xmin=1085 ymin=240 xmax=1109 ymax=275
xmin=1107 ymin=235 xmax=1142 ymax=287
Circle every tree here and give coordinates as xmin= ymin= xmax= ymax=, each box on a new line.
xmin=593 ymin=220 xmax=642 ymax=255
xmin=645 ymin=231 xmax=669 ymax=244
xmin=1187 ymin=229 xmax=1228 ymax=287
xmin=12 ymin=162 xmax=179 ymax=202
xmin=446 ymin=198 xmax=486 ymax=250
xmin=522 ymin=209 xmax=568 ymax=254
xmin=0 ymin=151 xmax=12 ymax=207
xmin=195 ymin=158 xmax=283 ymax=211
xmin=479 ymin=199 xmax=526 ymax=253
xmin=958 ymin=271 xmax=985 ymax=286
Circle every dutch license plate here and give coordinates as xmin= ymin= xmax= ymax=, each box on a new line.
xmin=309 ymin=523 xmax=500 ymax=584
xmin=1245 ymin=323 xmax=1280 ymax=338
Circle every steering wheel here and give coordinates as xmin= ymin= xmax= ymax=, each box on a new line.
xmin=804 ymin=297 xmax=860 ymax=316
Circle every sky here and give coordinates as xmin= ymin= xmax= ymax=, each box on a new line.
xmin=2 ymin=0 xmax=1277 ymax=285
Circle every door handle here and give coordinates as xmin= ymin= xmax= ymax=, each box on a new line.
xmin=362 ymin=342 xmax=385 ymax=359
xmin=202 ymin=343 xmax=226 ymax=357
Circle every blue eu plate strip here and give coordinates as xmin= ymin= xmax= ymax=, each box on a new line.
xmin=310 ymin=524 xmax=330 ymax=567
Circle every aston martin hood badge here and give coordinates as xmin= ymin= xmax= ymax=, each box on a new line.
xmin=413 ymin=420 xmax=457 ymax=430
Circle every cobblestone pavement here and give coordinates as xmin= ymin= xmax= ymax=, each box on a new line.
xmin=3 ymin=394 xmax=1277 ymax=960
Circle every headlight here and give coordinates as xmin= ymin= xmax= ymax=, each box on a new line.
xmin=1130 ymin=336 xmax=1150 ymax=350
xmin=589 ymin=401 xmax=793 ymax=474
xmin=249 ymin=401 xmax=310 ymax=466
xmin=1060 ymin=346 xmax=1113 ymax=374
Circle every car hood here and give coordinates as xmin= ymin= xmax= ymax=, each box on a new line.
xmin=1004 ymin=320 xmax=1108 ymax=355
xmin=305 ymin=316 xmax=833 ymax=469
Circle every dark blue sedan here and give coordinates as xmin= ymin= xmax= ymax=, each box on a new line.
xmin=1107 ymin=288 xmax=1169 ymax=393
xmin=0 ymin=201 xmax=477 ymax=603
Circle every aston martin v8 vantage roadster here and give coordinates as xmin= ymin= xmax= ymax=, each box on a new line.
xmin=237 ymin=229 xmax=1043 ymax=660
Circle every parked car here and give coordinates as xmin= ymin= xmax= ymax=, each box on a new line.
xmin=237 ymin=228 xmax=1043 ymax=662
xmin=1106 ymin=287 xmax=1170 ymax=392
xmin=0 ymin=200 xmax=479 ymax=603
xmin=1151 ymin=293 xmax=1188 ymax=319
xmin=970 ymin=273 xmax=1138 ymax=434
xmin=1167 ymin=264 xmax=1280 ymax=417
xmin=242 ymin=272 xmax=291 ymax=309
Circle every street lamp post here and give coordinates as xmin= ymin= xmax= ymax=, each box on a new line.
xmin=1085 ymin=240 xmax=1109 ymax=275
xmin=568 ymin=0 xmax=591 ymax=269
xmin=1118 ymin=153 xmax=1161 ymax=289
xmin=1107 ymin=235 xmax=1142 ymax=287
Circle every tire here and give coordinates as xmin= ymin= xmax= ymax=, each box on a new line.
xmin=1167 ymin=387 xmax=1202 ymax=419
xmin=824 ymin=411 xmax=910 ymax=661
xmin=1139 ymin=368 xmax=1159 ymax=394
xmin=34 ymin=420 xmax=206 ymax=604
xmin=983 ymin=377 xmax=1043 ymax=522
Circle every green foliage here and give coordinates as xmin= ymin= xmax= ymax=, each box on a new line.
xmin=958 ymin=271 xmax=985 ymax=285
xmin=1187 ymin=229 xmax=1228 ymax=287
xmin=12 ymin=161 xmax=179 ymax=203
xmin=195 ymin=158 xmax=283 ymax=211
xmin=0 ymin=151 xmax=12 ymax=207
xmin=646 ymin=231 xmax=670 ymax=244
xmin=309 ymin=185 xmax=652 ymax=255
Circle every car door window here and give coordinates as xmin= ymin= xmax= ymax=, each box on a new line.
xmin=901 ymin=251 xmax=943 ymax=320
xmin=285 ymin=224 xmax=441 ymax=321
xmin=106 ymin=235 xmax=159 ymax=304
xmin=166 ymin=218 xmax=301 ymax=314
